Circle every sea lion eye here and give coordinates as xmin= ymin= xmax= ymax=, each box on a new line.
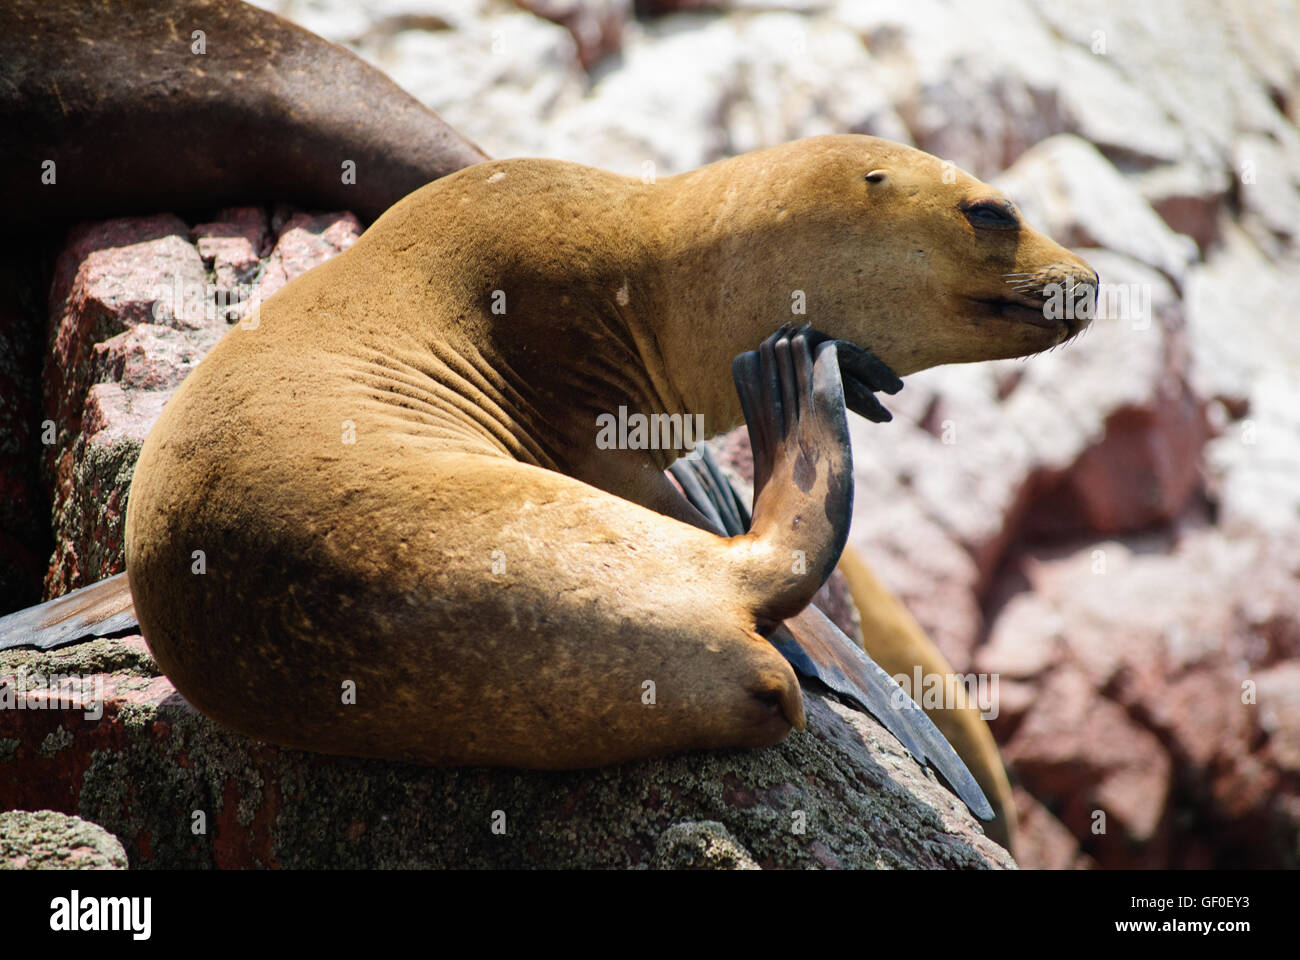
xmin=963 ymin=200 xmax=1018 ymax=230
xmin=864 ymin=170 xmax=887 ymax=183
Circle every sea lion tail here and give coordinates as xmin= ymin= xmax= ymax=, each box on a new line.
xmin=0 ymin=572 xmax=137 ymax=652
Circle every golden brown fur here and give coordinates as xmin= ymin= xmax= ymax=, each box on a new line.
xmin=125 ymin=135 xmax=1094 ymax=773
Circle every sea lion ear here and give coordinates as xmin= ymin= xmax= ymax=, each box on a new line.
xmin=864 ymin=170 xmax=887 ymax=183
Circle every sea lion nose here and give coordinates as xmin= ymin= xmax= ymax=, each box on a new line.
xmin=1071 ymin=269 xmax=1099 ymax=337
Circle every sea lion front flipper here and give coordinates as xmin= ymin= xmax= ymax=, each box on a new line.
xmin=730 ymin=326 xmax=854 ymax=625
xmin=773 ymin=606 xmax=995 ymax=821
xmin=0 ymin=572 xmax=138 ymax=652
xmin=667 ymin=445 xmax=750 ymax=536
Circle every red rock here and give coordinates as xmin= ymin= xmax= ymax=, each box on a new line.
xmin=1010 ymin=787 xmax=1096 ymax=870
xmin=975 ymin=592 xmax=1062 ymax=680
xmin=0 ymin=634 xmax=1010 ymax=869
xmin=89 ymin=324 xmax=208 ymax=395
xmin=514 ymin=0 xmax=630 ymax=68
xmin=256 ymin=210 xmax=362 ymax=303
xmin=1004 ymin=667 xmax=1171 ymax=850
xmin=38 ymin=210 xmax=362 ymax=595
xmin=1257 ymin=663 xmax=1300 ymax=775
xmin=982 ymin=526 xmax=1300 ymax=866
xmin=191 ymin=206 xmax=270 ymax=290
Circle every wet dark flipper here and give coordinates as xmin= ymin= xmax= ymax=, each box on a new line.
xmin=664 ymin=431 xmax=992 ymax=820
xmin=679 ymin=335 xmax=989 ymax=820
xmin=773 ymin=605 xmax=995 ymax=821
xmin=668 ymin=444 xmax=749 ymax=537
xmin=665 ymin=447 xmax=994 ymax=820
xmin=0 ymin=572 xmax=138 ymax=652
xmin=730 ymin=325 xmax=855 ymax=623
xmin=799 ymin=326 xmax=903 ymax=423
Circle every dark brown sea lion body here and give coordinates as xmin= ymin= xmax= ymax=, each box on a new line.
xmin=0 ymin=0 xmax=487 ymax=224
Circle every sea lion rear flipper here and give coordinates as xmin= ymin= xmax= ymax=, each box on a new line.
xmin=667 ymin=445 xmax=750 ymax=536
xmin=730 ymin=325 xmax=854 ymax=624
xmin=0 ymin=573 xmax=137 ymax=652
xmin=668 ymin=450 xmax=994 ymax=822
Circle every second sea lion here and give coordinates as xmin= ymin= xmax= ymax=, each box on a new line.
xmin=0 ymin=0 xmax=488 ymax=227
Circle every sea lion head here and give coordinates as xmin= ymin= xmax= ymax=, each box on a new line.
xmin=668 ymin=135 xmax=1098 ymax=383
xmin=824 ymin=136 xmax=1099 ymax=375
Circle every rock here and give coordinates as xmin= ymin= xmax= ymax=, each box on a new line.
xmin=36 ymin=209 xmax=362 ymax=597
xmin=1185 ymin=222 xmax=1300 ymax=407
xmin=994 ymin=135 xmax=1198 ymax=284
xmin=256 ymin=209 xmax=362 ymax=303
xmin=978 ymin=528 xmax=1300 ymax=867
xmin=1135 ymin=161 xmax=1230 ymax=254
xmin=365 ymin=10 xmax=587 ymax=159
xmin=1205 ymin=370 xmax=1300 ymax=538
xmin=1027 ymin=0 xmax=1296 ymax=171
xmin=1185 ymin=219 xmax=1300 ymax=538
xmin=514 ymin=0 xmax=631 ymax=68
xmin=830 ymin=0 xmax=1068 ymax=178
xmin=40 ymin=216 xmax=209 ymax=598
xmin=1003 ymin=667 xmax=1172 ymax=852
xmin=0 ymin=634 xmax=1011 ymax=869
xmin=1234 ymin=133 xmax=1300 ymax=258
xmin=1257 ymin=663 xmax=1300 ymax=776
xmin=540 ymin=10 xmax=910 ymax=176
xmin=1010 ymin=787 xmax=1096 ymax=871
xmin=191 ymin=207 xmax=270 ymax=290
xmin=1009 ymin=251 xmax=1207 ymax=539
xmin=247 ymin=0 xmax=491 ymax=46
xmin=651 ymin=820 xmax=760 ymax=869
xmin=0 ymin=809 xmax=128 ymax=870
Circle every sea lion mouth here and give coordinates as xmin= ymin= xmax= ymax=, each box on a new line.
xmin=971 ymin=295 xmax=1062 ymax=331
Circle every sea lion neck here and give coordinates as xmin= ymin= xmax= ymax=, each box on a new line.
xmin=632 ymin=153 xmax=841 ymax=438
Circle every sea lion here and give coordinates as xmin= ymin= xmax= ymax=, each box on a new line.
xmin=111 ymin=136 xmax=1095 ymax=786
xmin=0 ymin=0 xmax=487 ymax=226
